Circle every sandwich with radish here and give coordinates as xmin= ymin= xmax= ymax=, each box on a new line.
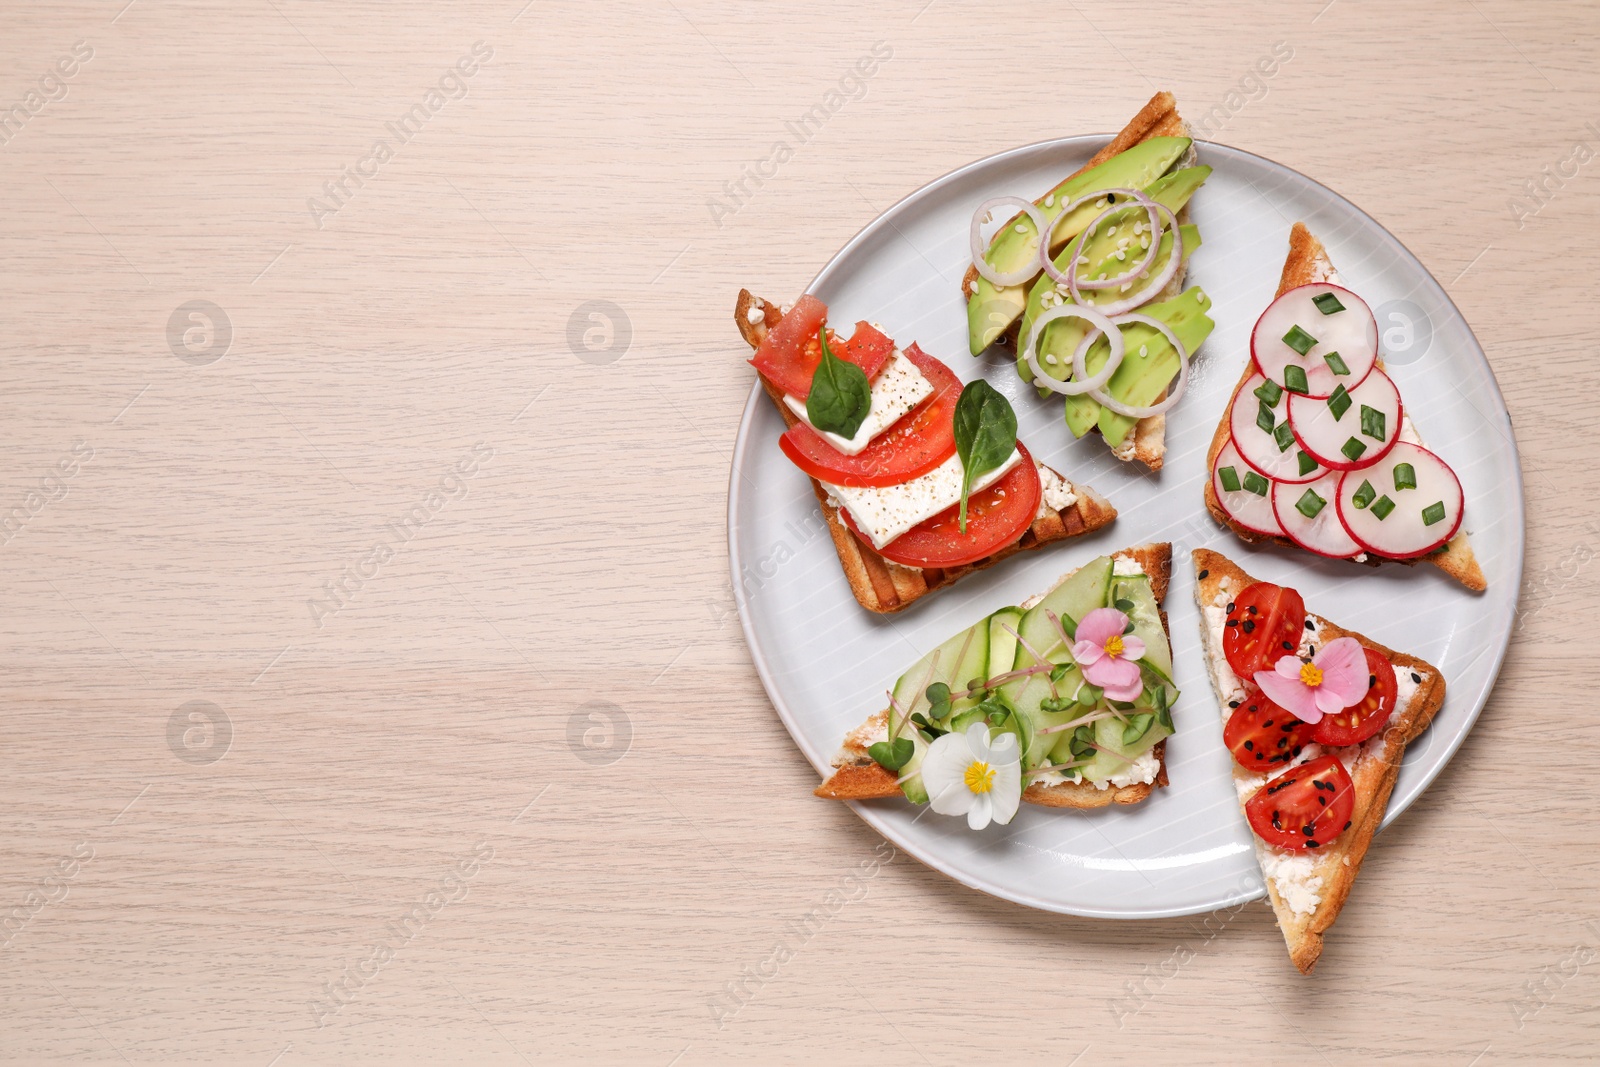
xmin=735 ymin=291 xmax=1117 ymax=614
xmin=1204 ymin=223 xmax=1485 ymax=590
xmin=964 ymin=91 xmax=1215 ymax=470
xmin=1192 ymin=548 xmax=1447 ymax=973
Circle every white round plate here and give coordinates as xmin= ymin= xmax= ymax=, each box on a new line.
xmin=727 ymin=136 xmax=1523 ymax=919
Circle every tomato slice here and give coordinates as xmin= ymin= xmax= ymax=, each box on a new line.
xmin=748 ymin=296 xmax=892 ymax=399
xmin=1223 ymin=582 xmax=1307 ymax=680
xmin=778 ymin=344 xmax=959 ymax=488
xmin=1311 ymin=647 xmax=1397 ymax=747
xmin=838 ymin=443 xmax=1042 ymax=569
xmin=1224 ymin=689 xmax=1316 ymax=773
xmin=1245 ymin=755 xmax=1355 ymax=852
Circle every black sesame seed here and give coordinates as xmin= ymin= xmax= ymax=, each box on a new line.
xmin=1242 ymin=620 xmax=1256 ymax=633
xmin=1308 ymin=645 xmax=1316 ymax=656
xmin=1369 ymin=674 xmax=1376 ymax=687
xmin=1272 ymin=812 xmax=1282 ymax=830
xmin=1226 ymin=601 xmax=1235 ymax=613
xmin=1318 ymin=795 xmax=1327 ymax=806
xmin=1226 ymin=618 xmax=1239 ymax=627
xmin=1228 ymin=700 xmax=1241 ymax=708
xmin=1411 ymin=672 xmax=1420 ymax=684
xmin=1281 ymin=722 xmax=1296 ymax=731
xmin=1344 ymin=821 xmax=1352 ymax=830
xmin=1304 ymin=619 xmax=1315 ymax=630
xmin=1282 ymin=641 xmax=1293 ymax=650
xmin=1247 ymin=605 xmax=1258 ymax=615
xmin=1243 ymin=740 xmax=1254 ymax=750
xmin=1302 ymin=825 xmax=1315 ymax=836
xmin=1307 ymin=840 xmax=1320 ymax=848
xmin=1198 ymin=569 xmax=1209 ymax=580
xmin=1276 ymin=737 xmax=1287 ymax=749
xmin=1263 ymin=719 xmax=1274 ymax=727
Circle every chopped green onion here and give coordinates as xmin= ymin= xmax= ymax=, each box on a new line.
xmin=1326 ymin=384 xmax=1352 ymax=421
xmin=1219 ymin=465 xmax=1242 ymax=492
xmin=1422 ymin=501 xmax=1448 ymax=526
xmin=1371 ymin=495 xmax=1396 ymax=520
xmin=1324 ymin=351 xmax=1351 ymax=376
xmin=1341 ymin=436 xmax=1368 ymax=462
xmin=1254 ymin=379 xmax=1283 ymax=406
xmin=1283 ymin=365 xmax=1310 ymax=395
xmin=1295 ymin=489 xmax=1326 ymax=518
xmin=1273 ymin=422 xmax=1296 ymax=453
xmin=1243 ymin=470 xmax=1270 ymax=497
xmin=1352 ymin=479 xmax=1376 ymax=509
xmin=1312 ymin=291 xmax=1346 ymax=315
xmin=1360 ymin=404 xmax=1387 ymax=441
xmin=1296 ymin=450 xmax=1318 ymax=477
xmin=1393 ymin=462 xmax=1417 ymax=491
xmin=1256 ymin=402 xmax=1276 ymax=434
xmin=1282 ymin=325 xmax=1317 ymax=356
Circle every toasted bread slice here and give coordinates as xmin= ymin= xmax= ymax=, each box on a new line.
xmin=816 ymin=543 xmax=1173 ymax=810
xmin=1191 ymin=548 xmax=1448 ymax=974
xmin=963 ymin=91 xmax=1196 ymax=471
xmin=1202 ymin=223 xmax=1486 ymax=591
xmin=736 ymin=291 xmax=1117 ymax=614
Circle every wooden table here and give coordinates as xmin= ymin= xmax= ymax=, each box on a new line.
xmin=0 ymin=2 xmax=1594 ymax=1062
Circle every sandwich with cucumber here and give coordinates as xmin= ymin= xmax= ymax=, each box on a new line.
xmin=736 ymin=291 xmax=1117 ymax=614
xmin=1205 ymin=223 xmax=1485 ymax=590
xmin=816 ymin=543 xmax=1176 ymax=816
xmin=1192 ymin=549 xmax=1447 ymax=973
xmin=964 ymin=92 xmax=1215 ymax=470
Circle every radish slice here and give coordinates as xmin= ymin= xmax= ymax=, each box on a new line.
xmin=1229 ymin=373 xmax=1328 ymax=485
xmin=1272 ymin=471 xmax=1362 ymax=559
xmin=1251 ymin=283 xmax=1377 ymax=399
xmin=1335 ymin=442 xmax=1464 ymax=559
xmin=1287 ymin=367 xmax=1403 ymax=471
xmin=1212 ymin=438 xmax=1284 ymax=538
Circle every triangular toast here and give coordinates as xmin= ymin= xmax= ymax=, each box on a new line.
xmin=1202 ymin=223 xmax=1486 ymax=591
xmin=735 ymin=293 xmax=1118 ymax=614
xmin=816 ymin=542 xmax=1173 ymax=810
xmin=1191 ymin=548 xmax=1448 ymax=973
xmin=962 ymin=91 xmax=1195 ymax=471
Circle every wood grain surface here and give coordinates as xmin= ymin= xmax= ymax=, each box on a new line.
xmin=0 ymin=1 xmax=1595 ymax=1063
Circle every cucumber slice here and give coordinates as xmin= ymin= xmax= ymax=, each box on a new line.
xmin=1073 ymin=713 xmax=1172 ymax=785
xmin=1111 ymin=574 xmax=1173 ymax=683
xmin=985 ymin=607 xmax=1024 ymax=684
xmin=896 ymin=729 xmax=932 ymax=804
xmin=1004 ymin=670 xmax=1091 ymax=772
xmin=889 ymin=617 xmax=989 ymax=732
xmin=1012 ymin=555 xmax=1114 ymax=671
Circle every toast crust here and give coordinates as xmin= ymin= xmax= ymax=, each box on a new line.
xmin=1202 ymin=222 xmax=1486 ymax=592
xmin=1191 ymin=548 xmax=1449 ymax=974
xmin=736 ymin=290 xmax=1117 ymax=614
xmin=961 ymin=91 xmax=1193 ymax=471
xmin=816 ymin=543 xmax=1174 ymax=811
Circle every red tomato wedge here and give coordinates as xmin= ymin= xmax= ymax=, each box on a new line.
xmin=838 ymin=443 xmax=1043 ymax=569
xmin=748 ymin=296 xmax=892 ymax=399
xmin=778 ymin=344 xmax=959 ymax=488
xmin=1311 ymin=647 xmax=1397 ymax=747
xmin=1223 ymin=582 xmax=1307 ymax=680
xmin=1224 ymin=689 xmax=1315 ymax=773
xmin=1245 ymin=755 xmax=1355 ymax=852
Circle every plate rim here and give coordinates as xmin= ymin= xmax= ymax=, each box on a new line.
xmin=726 ymin=133 xmax=1525 ymax=919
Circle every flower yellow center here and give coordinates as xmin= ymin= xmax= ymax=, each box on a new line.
xmin=964 ymin=760 xmax=995 ymax=794
xmin=1300 ymin=661 xmax=1324 ymax=687
xmin=1104 ymin=634 xmax=1125 ymax=658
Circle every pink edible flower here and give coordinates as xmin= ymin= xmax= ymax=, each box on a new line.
xmin=1071 ymin=608 xmax=1146 ymax=703
xmin=1253 ymin=636 xmax=1368 ymax=725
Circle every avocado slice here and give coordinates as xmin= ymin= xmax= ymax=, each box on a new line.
xmin=967 ymin=137 xmax=1192 ymax=355
xmin=1060 ymin=286 xmax=1216 ymax=444
xmin=1017 ymin=165 xmax=1211 ymax=375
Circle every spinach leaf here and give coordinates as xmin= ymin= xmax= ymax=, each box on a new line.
xmin=805 ymin=327 xmax=871 ymax=438
xmin=951 ymin=379 xmax=1018 ymax=532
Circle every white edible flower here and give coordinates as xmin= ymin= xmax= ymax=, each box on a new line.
xmin=921 ymin=723 xmax=1021 ymax=830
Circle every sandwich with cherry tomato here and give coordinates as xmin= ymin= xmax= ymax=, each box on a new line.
xmin=1204 ymin=223 xmax=1485 ymax=591
xmin=1192 ymin=548 xmax=1447 ymax=974
xmin=735 ymin=290 xmax=1116 ymax=614
xmin=816 ymin=543 xmax=1177 ymax=817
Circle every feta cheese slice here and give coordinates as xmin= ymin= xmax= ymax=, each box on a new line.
xmin=783 ymin=350 xmax=932 ymax=456
xmin=824 ymin=450 xmax=1023 ymax=550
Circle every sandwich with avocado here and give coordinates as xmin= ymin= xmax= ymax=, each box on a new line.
xmin=964 ymin=92 xmax=1213 ymax=470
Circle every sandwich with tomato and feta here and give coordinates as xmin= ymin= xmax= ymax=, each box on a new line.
xmin=965 ymin=91 xmax=1215 ymax=470
xmin=1204 ymin=222 xmax=1485 ymax=590
xmin=816 ymin=543 xmax=1177 ymax=815
xmin=1192 ymin=548 xmax=1447 ymax=974
xmin=736 ymin=291 xmax=1116 ymax=614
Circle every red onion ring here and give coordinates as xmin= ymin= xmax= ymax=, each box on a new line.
xmin=969 ymin=196 xmax=1050 ymax=288
xmin=1087 ymin=312 xmax=1191 ymax=418
xmin=1020 ymin=303 xmax=1125 ymax=396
